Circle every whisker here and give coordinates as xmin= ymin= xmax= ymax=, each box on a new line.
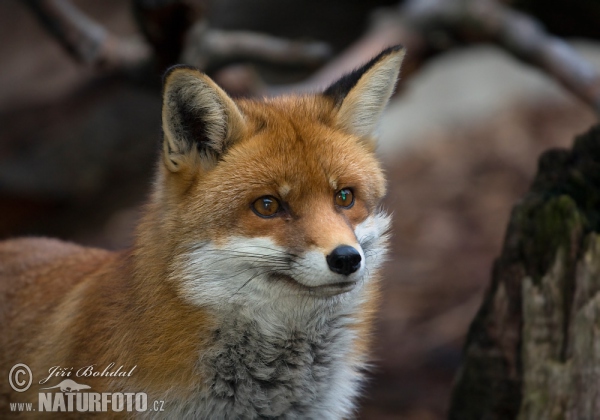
xmin=229 ymin=268 xmax=292 ymax=300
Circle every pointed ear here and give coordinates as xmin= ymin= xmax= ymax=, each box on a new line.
xmin=161 ymin=66 xmax=246 ymax=173
xmin=324 ymin=46 xmax=405 ymax=141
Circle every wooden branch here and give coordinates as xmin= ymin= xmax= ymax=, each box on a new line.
xmin=398 ymin=0 xmax=600 ymax=115
xmin=24 ymin=0 xmax=152 ymax=70
xmin=180 ymin=21 xmax=332 ymax=72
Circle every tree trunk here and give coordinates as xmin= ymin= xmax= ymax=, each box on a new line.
xmin=449 ymin=124 xmax=600 ymax=419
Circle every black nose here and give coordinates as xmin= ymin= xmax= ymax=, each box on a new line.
xmin=326 ymin=245 xmax=362 ymax=275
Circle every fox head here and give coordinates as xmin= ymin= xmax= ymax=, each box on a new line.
xmin=141 ymin=46 xmax=404 ymax=312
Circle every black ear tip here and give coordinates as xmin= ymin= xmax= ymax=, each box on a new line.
xmin=364 ymin=45 xmax=405 ymax=64
xmin=323 ymin=45 xmax=405 ymax=105
xmin=381 ymin=45 xmax=405 ymax=55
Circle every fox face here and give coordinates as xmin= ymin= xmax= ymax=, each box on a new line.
xmin=143 ymin=47 xmax=405 ymax=314
xmin=173 ymin=128 xmax=392 ymax=309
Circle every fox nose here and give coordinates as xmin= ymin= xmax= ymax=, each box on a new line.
xmin=326 ymin=245 xmax=362 ymax=276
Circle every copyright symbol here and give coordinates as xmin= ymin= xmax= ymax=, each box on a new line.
xmin=9 ymin=363 xmax=32 ymax=392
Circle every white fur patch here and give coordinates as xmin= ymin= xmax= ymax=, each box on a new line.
xmin=278 ymin=183 xmax=291 ymax=198
xmin=354 ymin=210 xmax=391 ymax=274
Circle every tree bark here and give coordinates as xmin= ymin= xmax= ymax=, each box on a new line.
xmin=449 ymin=124 xmax=600 ymax=419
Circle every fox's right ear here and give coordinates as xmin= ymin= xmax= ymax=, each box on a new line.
xmin=161 ymin=66 xmax=246 ymax=173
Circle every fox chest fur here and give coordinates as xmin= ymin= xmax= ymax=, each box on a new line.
xmin=175 ymin=307 xmax=361 ymax=419
xmin=0 ymin=46 xmax=404 ymax=419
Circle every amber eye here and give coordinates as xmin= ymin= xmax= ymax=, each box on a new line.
xmin=252 ymin=196 xmax=280 ymax=218
xmin=335 ymin=188 xmax=354 ymax=208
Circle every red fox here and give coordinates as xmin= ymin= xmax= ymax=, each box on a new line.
xmin=0 ymin=46 xmax=404 ymax=418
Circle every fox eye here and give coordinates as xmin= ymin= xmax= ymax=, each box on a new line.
xmin=252 ymin=196 xmax=280 ymax=218
xmin=335 ymin=188 xmax=354 ymax=208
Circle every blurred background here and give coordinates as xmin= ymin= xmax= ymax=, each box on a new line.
xmin=1 ymin=0 xmax=599 ymax=418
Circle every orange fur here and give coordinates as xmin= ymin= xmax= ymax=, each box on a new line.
xmin=1 ymin=46 xmax=404 ymax=418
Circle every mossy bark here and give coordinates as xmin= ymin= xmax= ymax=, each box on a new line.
xmin=449 ymin=124 xmax=600 ymax=419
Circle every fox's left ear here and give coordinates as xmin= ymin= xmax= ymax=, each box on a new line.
xmin=324 ymin=45 xmax=405 ymax=142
